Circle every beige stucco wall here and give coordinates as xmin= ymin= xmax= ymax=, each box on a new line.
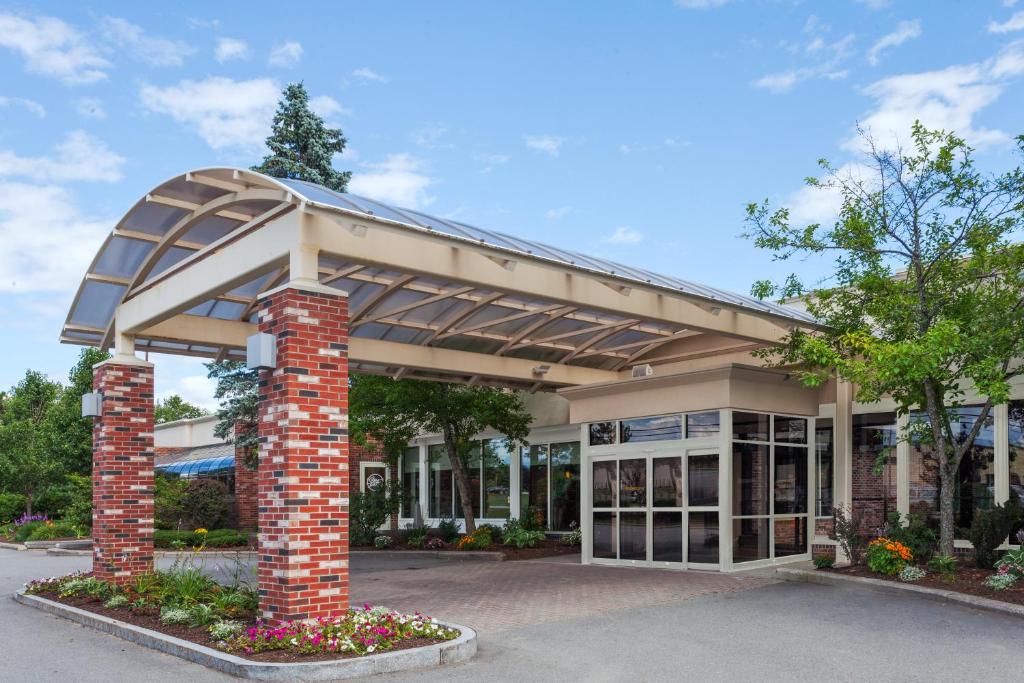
xmin=154 ymin=414 xmax=221 ymax=448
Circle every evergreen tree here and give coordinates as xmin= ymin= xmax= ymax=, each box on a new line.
xmin=251 ymin=82 xmax=351 ymax=191
xmin=206 ymin=360 xmax=259 ymax=468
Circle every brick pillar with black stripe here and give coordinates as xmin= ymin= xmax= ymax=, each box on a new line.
xmin=256 ymin=284 xmax=349 ymax=623
xmin=91 ymin=358 xmax=155 ymax=583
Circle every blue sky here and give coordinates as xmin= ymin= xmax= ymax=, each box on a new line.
xmin=2 ymin=0 xmax=1024 ymax=407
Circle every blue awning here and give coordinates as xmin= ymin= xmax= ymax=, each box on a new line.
xmin=156 ymin=454 xmax=234 ymax=477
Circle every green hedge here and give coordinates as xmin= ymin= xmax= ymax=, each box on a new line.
xmin=154 ymin=529 xmax=249 ymax=549
xmin=0 ymin=493 xmax=26 ymax=524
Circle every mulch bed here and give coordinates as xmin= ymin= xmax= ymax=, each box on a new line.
xmin=29 ymin=590 xmax=454 ymax=663
xmin=825 ymin=561 xmax=1024 ymax=607
xmin=353 ymin=538 xmax=580 ymax=561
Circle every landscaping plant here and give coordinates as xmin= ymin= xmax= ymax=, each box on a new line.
xmin=813 ymin=555 xmax=835 ymax=570
xmin=988 ymin=547 xmax=1024 ymax=590
xmin=436 ymin=516 xmax=459 ymax=543
xmin=830 ymin=504 xmax=866 ymax=565
xmin=967 ymin=498 xmax=1023 ymax=568
xmin=350 ymin=481 xmax=403 ymax=546
xmin=374 ymin=535 xmax=392 ymax=549
xmin=404 ymin=525 xmax=428 ymax=549
xmin=563 ymin=520 xmax=582 ymax=547
xmin=456 ymin=527 xmax=493 ymax=550
xmin=866 ymin=537 xmax=912 ymax=576
xmin=927 ymin=554 xmax=957 ymax=582
xmin=898 ymin=565 xmax=927 ymax=583
xmin=882 ymin=512 xmax=937 ymax=564
xmin=502 ymin=519 xmax=545 ymax=549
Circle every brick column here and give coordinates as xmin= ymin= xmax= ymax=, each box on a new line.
xmin=92 ymin=359 xmax=155 ymax=583
xmin=256 ymin=285 xmax=349 ymax=623
xmin=234 ymin=424 xmax=258 ymax=530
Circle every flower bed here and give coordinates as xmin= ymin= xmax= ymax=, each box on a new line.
xmin=1 ymin=514 xmax=87 ymax=544
xmin=352 ymin=537 xmax=579 ymax=561
xmin=23 ymin=571 xmax=459 ymax=663
xmin=825 ymin=559 xmax=1024 ymax=607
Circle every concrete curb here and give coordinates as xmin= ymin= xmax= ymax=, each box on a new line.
xmin=46 ymin=548 xmax=91 ymax=557
xmin=778 ymin=568 xmax=1024 ymax=620
xmin=24 ymin=538 xmax=92 ymax=550
xmin=14 ymin=591 xmax=477 ymax=681
xmin=0 ymin=541 xmax=27 ymax=551
xmin=350 ymin=549 xmax=504 ymax=561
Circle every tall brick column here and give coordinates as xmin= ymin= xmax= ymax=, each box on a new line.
xmin=91 ymin=359 xmax=155 ymax=582
xmin=256 ymin=285 xmax=349 ymax=623
xmin=234 ymin=423 xmax=258 ymax=530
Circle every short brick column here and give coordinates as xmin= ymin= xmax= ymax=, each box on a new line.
xmin=234 ymin=424 xmax=258 ymax=530
xmin=256 ymin=285 xmax=349 ymax=622
xmin=91 ymin=359 xmax=155 ymax=582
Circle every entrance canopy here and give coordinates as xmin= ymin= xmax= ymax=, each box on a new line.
xmin=62 ymin=168 xmax=817 ymax=390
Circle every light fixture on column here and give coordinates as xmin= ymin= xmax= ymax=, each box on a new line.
xmin=81 ymin=392 xmax=102 ymax=417
xmin=246 ymin=332 xmax=277 ymax=370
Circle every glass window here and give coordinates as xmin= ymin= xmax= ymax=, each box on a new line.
xmin=774 ymin=416 xmax=808 ymax=444
xmin=401 ymin=447 xmax=420 ymax=518
xmin=774 ymin=517 xmax=808 ymax=557
xmin=733 ymin=412 xmax=769 ymax=442
xmin=521 ymin=445 xmax=548 ymax=526
xmin=815 ymin=419 xmax=834 ymax=517
xmin=593 ymin=511 xmax=616 ymax=559
xmin=732 ymin=517 xmax=770 ymax=562
xmin=854 ymin=413 xmax=898 ymax=531
xmin=482 ymin=439 xmax=511 ymax=519
xmin=653 ymin=511 xmax=683 ymax=562
xmin=620 ymin=415 xmax=682 ymax=443
xmin=652 ymin=457 xmax=683 ymax=507
xmin=428 ymin=444 xmax=453 ymax=518
xmin=686 ymin=411 xmax=720 ymax=438
xmin=619 ymin=458 xmax=647 ymax=508
xmin=688 ymin=511 xmax=720 ymax=564
xmin=589 ymin=422 xmax=616 ymax=446
xmin=774 ymin=446 xmax=808 ymax=515
xmin=733 ymin=443 xmax=770 ymax=516
xmin=550 ymin=442 xmax=580 ymax=531
xmin=1010 ymin=402 xmax=1024 ymax=544
xmin=688 ymin=453 xmax=719 ymax=507
xmin=592 ymin=460 xmax=617 ymax=507
xmin=619 ymin=512 xmax=647 ymax=561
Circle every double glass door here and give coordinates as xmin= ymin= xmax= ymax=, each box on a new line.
xmin=591 ymin=449 xmax=720 ymax=568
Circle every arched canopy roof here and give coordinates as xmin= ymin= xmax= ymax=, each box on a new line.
xmin=62 ymin=168 xmax=817 ymax=389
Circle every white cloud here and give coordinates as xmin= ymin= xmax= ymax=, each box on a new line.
xmin=0 ymin=97 xmax=45 ymax=117
xmin=351 ymin=67 xmax=389 ymax=83
xmin=0 ymin=13 xmax=109 ymax=84
xmin=348 ymin=154 xmax=435 ymax=208
xmin=854 ymin=0 xmax=890 ymax=8
xmin=0 ymin=182 xmax=110 ymax=292
xmin=99 ymin=16 xmax=195 ymax=67
xmin=600 ymin=226 xmax=644 ymax=245
xmin=140 ymin=77 xmax=279 ymax=152
xmin=524 ymin=134 xmax=565 ymax=157
xmin=673 ymin=0 xmax=729 ymax=7
xmin=75 ymin=97 xmax=106 ymax=119
xmin=214 ymin=37 xmax=250 ymax=62
xmin=850 ymin=40 xmax=1024 ymax=151
xmin=412 ymin=125 xmax=452 ymax=149
xmin=867 ymin=20 xmax=921 ymax=66
xmin=268 ymin=41 xmax=303 ymax=67
xmin=152 ymin=355 xmax=221 ymax=412
xmin=989 ymin=11 xmax=1024 ymax=34
xmin=475 ymin=153 xmax=509 ymax=173
xmin=754 ymin=34 xmax=855 ymax=93
xmin=309 ymin=95 xmax=351 ymax=118
xmin=545 ymin=206 xmax=572 ymax=220
xmin=0 ymin=131 xmax=124 ymax=183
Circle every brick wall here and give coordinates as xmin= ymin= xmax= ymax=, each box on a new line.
xmin=92 ymin=360 xmax=155 ymax=583
xmin=851 ymin=448 xmax=897 ymax=533
xmin=256 ymin=286 xmax=350 ymax=623
xmin=349 ymin=440 xmax=399 ymax=532
xmin=234 ymin=422 xmax=258 ymax=531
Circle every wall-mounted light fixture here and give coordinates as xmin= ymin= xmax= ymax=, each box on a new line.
xmin=532 ymin=364 xmax=551 ymax=377
xmin=81 ymin=392 xmax=102 ymax=417
xmin=247 ymin=332 xmax=277 ymax=371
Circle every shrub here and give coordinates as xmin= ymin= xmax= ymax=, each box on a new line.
xmin=563 ymin=520 xmax=582 ymax=547
xmin=374 ymin=535 xmax=392 ymax=549
xmin=503 ymin=527 xmax=546 ymax=549
xmin=898 ymin=565 xmax=927 ymax=583
xmin=882 ymin=512 xmax=936 ymax=564
xmin=994 ymin=547 xmax=1024 ymax=579
xmin=182 ymin=479 xmax=230 ymax=530
xmin=350 ymin=482 xmax=403 ymax=546
xmin=0 ymin=492 xmax=26 ymax=524
xmin=13 ymin=519 xmax=48 ymax=542
xmin=968 ymin=498 xmax=1023 ymax=568
xmin=405 ymin=525 xmax=428 ymax=549
xmin=58 ymin=474 xmax=93 ymax=530
xmin=436 ymin=516 xmax=459 ymax=543
xmin=866 ymin=537 xmax=912 ymax=575
xmin=160 ymin=566 xmax=216 ymax=607
xmin=519 ymin=506 xmax=546 ymax=532
xmin=927 ymin=554 xmax=957 ymax=582
xmin=830 ymin=504 xmax=866 ymax=565
xmin=26 ymin=521 xmax=80 ymax=541
xmin=154 ymin=475 xmax=188 ymax=530
xmin=425 ymin=537 xmax=446 ymax=550
xmin=813 ymin=555 xmax=835 ymax=569
xmin=456 ymin=527 xmax=493 ymax=550
xmin=984 ymin=573 xmax=1018 ymax=591
xmin=154 ymin=529 xmax=247 ymax=549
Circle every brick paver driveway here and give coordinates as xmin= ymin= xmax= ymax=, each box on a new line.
xmin=350 ymin=554 xmax=774 ymax=633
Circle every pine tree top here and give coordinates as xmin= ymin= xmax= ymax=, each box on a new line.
xmin=252 ymin=82 xmax=351 ymax=192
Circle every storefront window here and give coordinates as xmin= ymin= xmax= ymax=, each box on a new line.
xmin=686 ymin=411 xmax=720 ymax=438
xmin=774 ymin=446 xmax=808 ymax=514
xmin=401 ymin=446 xmax=420 ymax=518
xmin=589 ymin=422 xmax=616 ymax=446
xmin=620 ymin=415 xmax=682 ymax=443
xmin=688 ymin=454 xmax=718 ymax=507
xmin=815 ymin=418 xmax=834 ymax=517
xmin=688 ymin=511 xmax=719 ymax=563
xmin=521 ymin=445 xmax=548 ymax=525
xmin=549 ymin=442 xmax=580 ymax=531
xmin=482 ymin=439 xmax=511 ymax=519
xmin=733 ymin=411 xmax=769 ymax=442
xmin=733 ymin=443 xmax=770 ymax=516
xmin=853 ymin=413 xmax=898 ymax=532
xmin=1009 ymin=401 xmax=1024 ymax=544
xmin=652 ymin=456 xmax=683 ymax=507
xmin=619 ymin=458 xmax=647 ymax=507
xmin=428 ymin=444 xmax=453 ymax=519
xmin=592 ymin=460 xmax=617 ymax=508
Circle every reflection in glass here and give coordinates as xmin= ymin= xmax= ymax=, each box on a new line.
xmin=816 ymin=419 xmax=834 ymax=517
xmin=620 ymin=512 xmax=647 ymax=561
xmin=652 ymin=511 xmax=683 ymax=562
xmin=686 ymin=411 xmax=720 ymax=438
xmin=853 ymin=413 xmax=898 ymax=531
xmin=774 ymin=446 xmax=808 ymax=514
xmin=1010 ymin=401 xmax=1024 ymax=544
xmin=774 ymin=517 xmax=808 ymax=557
xmin=482 ymin=439 xmax=511 ymax=519
xmin=733 ymin=517 xmax=770 ymax=562
xmin=652 ymin=457 xmax=683 ymax=507
xmin=688 ymin=511 xmax=720 ymax=564
xmin=401 ymin=447 xmax=420 ymax=518
xmin=774 ymin=416 xmax=808 ymax=444
xmin=620 ymin=415 xmax=682 ymax=443
xmin=619 ymin=458 xmax=647 ymax=507
xmin=428 ymin=444 xmax=453 ymax=518
xmin=592 ymin=460 xmax=617 ymax=508
xmin=521 ymin=445 xmax=548 ymax=527
xmin=589 ymin=422 xmax=616 ymax=446
xmin=733 ymin=411 xmax=769 ymax=442
xmin=688 ymin=454 xmax=719 ymax=507
xmin=550 ymin=442 xmax=580 ymax=531
xmin=733 ymin=443 xmax=769 ymax=516
xmin=593 ymin=511 xmax=616 ymax=559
